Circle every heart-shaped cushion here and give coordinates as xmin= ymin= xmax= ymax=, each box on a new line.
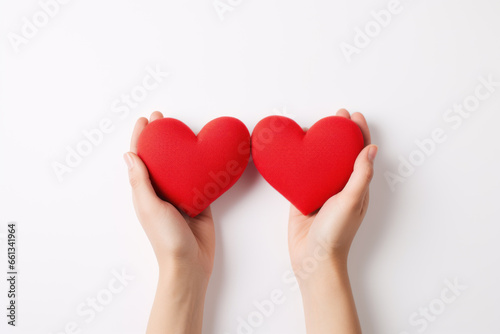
xmin=251 ymin=116 xmax=364 ymax=215
xmin=137 ymin=117 xmax=250 ymax=217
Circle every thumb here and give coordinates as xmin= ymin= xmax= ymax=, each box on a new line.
xmin=124 ymin=152 xmax=163 ymax=217
xmin=341 ymin=145 xmax=378 ymax=203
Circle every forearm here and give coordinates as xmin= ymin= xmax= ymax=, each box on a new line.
xmin=147 ymin=267 xmax=209 ymax=334
xmin=299 ymin=259 xmax=361 ymax=334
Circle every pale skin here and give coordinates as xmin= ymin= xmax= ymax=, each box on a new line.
xmin=289 ymin=109 xmax=376 ymax=334
xmin=124 ymin=109 xmax=377 ymax=334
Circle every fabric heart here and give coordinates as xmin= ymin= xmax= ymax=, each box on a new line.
xmin=137 ymin=117 xmax=250 ymax=217
xmin=251 ymin=116 xmax=364 ymax=215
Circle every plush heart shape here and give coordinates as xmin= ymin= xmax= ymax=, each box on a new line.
xmin=251 ymin=116 xmax=364 ymax=215
xmin=137 ymin=117 xmax=250 ymax=217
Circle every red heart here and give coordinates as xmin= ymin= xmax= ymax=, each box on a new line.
xmin=251 ymin=116 xmax=364 ymax=215
xmin=137 ymin=117 xmax=250 ymax=217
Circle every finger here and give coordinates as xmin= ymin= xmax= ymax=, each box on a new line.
xmin=360 ymin=190 xmax=370 ymax=216
xmin=289 ymin=204 xmax=304 ymax=219
xmin=336 ymin=108 xmax=351 ymax=119
xmin=189 ymin=206 xmax=215 ymax=247
xmin=130 ymin=117 xmax=148 ymax=153
xmin=150 ymin=111 xmax=164 ymax=122
xmin=124 ymin=152 xmax=163 ymax=216
xmin=196 ymin=206 xmax=213 ymax=221
xmin=341 ymin=145 xmax=377 ymax=206
xmin=351 ymin=112 xmax=371 ymax=146
xmin=288 ymin=204 xmax=314 ymax=236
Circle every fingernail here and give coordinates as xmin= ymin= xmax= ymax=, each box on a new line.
xmin=123 ymin=153 xmax=134 ymax=170
xmin=368 ymin=145 xmax=378 ymax=162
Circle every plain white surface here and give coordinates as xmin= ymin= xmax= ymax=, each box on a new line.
xmin=1 ymin=0 xmax=500 ymax=333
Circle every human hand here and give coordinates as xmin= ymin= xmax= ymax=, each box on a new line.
xmin=288 ymin=109 xmax=377 ymax=334
xmin=124 ymin=111 xmax=215 ymax=334
xmin=289 ymin=109 xmax=376 ymax=271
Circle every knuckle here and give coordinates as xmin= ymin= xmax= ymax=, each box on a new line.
xmin=339 ymin=195 xmax=360 ymax=212
xmin=363 ymin=166 xmax=374 ymax=182
xmin=128 ymin=173 xmax=142 ymax=189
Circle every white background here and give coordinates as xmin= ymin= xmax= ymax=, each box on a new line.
xmin=1 ymin=0 xmax=500 ymax=333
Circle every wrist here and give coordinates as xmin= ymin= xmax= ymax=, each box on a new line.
xmin=295 ymin=255 xmax=361 ymax=334
xmin=157 ymin=273 xmax=208 ymax=304
xmin=296 ymin=255 xmax=349 ymax=292
xmin=159 ymin=261 xmax=210 ymax=291
xmin=147 ymin=264 xmax=208 ymax=334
